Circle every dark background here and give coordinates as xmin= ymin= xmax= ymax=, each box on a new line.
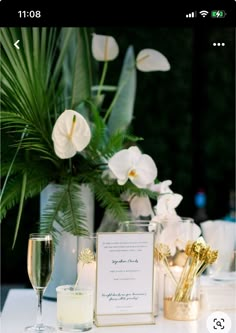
xmin=1 ymin=27 xmax=235 ymax=285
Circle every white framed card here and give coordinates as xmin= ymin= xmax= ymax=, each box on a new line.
xmin=95 ymin=232 xmax=155 ymax=326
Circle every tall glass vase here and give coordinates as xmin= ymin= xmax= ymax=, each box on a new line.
xmin=40 ymin=183 xmax=94 ymax=300
xmin=155 ymin=216 xmax=201 ymax=311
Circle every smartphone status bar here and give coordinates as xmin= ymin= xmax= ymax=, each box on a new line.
xmin=0 ymin=2 xmax=235 ymax=27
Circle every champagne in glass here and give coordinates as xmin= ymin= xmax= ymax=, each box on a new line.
xmin=25 ymin=233 xmax=56 ymax=332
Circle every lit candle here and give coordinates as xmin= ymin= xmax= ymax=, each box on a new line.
xmin=170 ymin=265 xmax=183 ymax=274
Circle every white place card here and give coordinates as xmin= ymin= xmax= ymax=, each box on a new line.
xmin=95 ymin=232 xmax=155 ymax=326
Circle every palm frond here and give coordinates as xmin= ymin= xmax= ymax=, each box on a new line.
xmin=0 ymin=175 xmax=23 ymax=221
xmin=100 ymin=131 xmax=125 ymax=158
xmin=0 ymin=166 xmax=52 ymax=221
xmin=40 ymin=182 xmax=89 ymax=241
xmin=93 ymin=180 xmax=129 ymax=222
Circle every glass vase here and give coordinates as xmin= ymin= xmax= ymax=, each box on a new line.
xmin=155 ymin=216 xmax=200 ymax=311
xmin=163 ymin=272 xmax=200 ymax=320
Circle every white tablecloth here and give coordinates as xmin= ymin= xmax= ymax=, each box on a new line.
xmin=1 ymin=280 xmax=236 ymax=333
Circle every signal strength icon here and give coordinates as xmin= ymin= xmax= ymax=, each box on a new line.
xmin=199 ymin=10 xmax=209 ymax=17
xmin=186 ymin=11 xmax=196 ymax=18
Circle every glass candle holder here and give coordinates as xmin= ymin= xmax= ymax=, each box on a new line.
xmin=118 ymin=220 xmax=157 ymax=233
xmin=163 ymin=273 xmax=200 ymax=321
xmin=56 ymin=285 xmax=93 ymax=331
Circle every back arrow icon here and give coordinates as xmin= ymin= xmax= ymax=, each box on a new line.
xmin=14 ymin=40 xmax=20 ymax=50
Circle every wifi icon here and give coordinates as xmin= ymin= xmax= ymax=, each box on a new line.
xmin=199 ymin=10 xmax=209 ymax=17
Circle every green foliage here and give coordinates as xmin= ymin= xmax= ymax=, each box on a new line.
xmin=0 ymin=27 xmax=94 ymax=244
xmin=39 ymin=183 xmax=89 ymax=242
xmin=0 ymin=27 xmax=146 ymax=246
xmin=107 ymin=46 xmax=136 ymax=134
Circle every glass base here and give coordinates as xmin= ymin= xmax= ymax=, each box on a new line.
xmin=57 ymin=321 xmax=93 ymax=332
xmin=25 ymin=325 xmax=56 ymax=332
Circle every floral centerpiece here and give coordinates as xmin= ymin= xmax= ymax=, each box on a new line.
xmin=1 ymin=28 xmax=171 ymax=245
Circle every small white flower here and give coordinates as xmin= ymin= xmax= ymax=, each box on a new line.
xmin=52 ymin=109 xmax=91 ymax=159
xmin=152 ymin=193 xmax=183 ymax=222
xmin=92 ymin=33 xmax=119 ymax=61
xmin=136 ymin=49 xmax=170 ymax=72
xmin=149 ymin=179 xmax=173 ymax=193
xmin=155 ymin=193 xmax=183 ymax=216
xmin=130 ymin=195 xmax=154 ymax=218
xmin=108 ymin=146 xmax=157 ymax=188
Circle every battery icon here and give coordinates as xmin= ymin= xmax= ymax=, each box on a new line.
xmin=211 ymin=10 xmax=226 ymax=18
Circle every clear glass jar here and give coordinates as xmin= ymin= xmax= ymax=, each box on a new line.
xmin=56 ymin=285 xmax=93 ymax=331
xmin=118 ymin=220 xmax=157 ymax=233
xmin=163 ymin=273 xmax=200 ymax=320
xmin=155 ymin=216 xmax=200 ymax=310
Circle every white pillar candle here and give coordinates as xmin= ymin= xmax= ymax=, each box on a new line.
xmin=77 ymin=261 xmax=96 ymax=290
xmin=77 ymin=260 xmax=97 ymax=310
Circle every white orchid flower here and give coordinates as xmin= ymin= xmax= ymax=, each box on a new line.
xmin=136 ymin=49 xmax=170 ymax=72
xmin=130 ymin=195 xmax=154 ymax=218
xmin=52 ymin=109 xmax=91 ymax=159
xmin=108 ymin=146 xmax=157 ymax=189
xmin=149 ymin=179 xmax=173 ymax=193
xmin=92 ymin=33 xmax=119 ymax=61
xmin=155 ymin=193 xmax=183 ymax=216
xmin=152 ymin=193 xmax=183 ymax=222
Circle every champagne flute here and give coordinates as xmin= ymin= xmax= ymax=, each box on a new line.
xmin=25 ymin=233 xmax=56 ymax=332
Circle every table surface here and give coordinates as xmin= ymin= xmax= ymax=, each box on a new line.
xmin=1 ymin=279 xmax=236 ymax=333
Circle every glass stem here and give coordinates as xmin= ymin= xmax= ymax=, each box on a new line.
xmin=36 ymin=289 xmax=44 ymax=328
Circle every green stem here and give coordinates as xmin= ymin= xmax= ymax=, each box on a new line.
xmin=96 ymin=61 xmax=108 ymax=99
xmin=12 ymin=172 xmax=27 ymax=248
xmin=0 ymin=126 xmax=28 ymax=202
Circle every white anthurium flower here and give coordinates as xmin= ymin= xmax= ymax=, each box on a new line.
xmin=130 ymin=195 xmax=154 ymax=218
xmin=153 ymin=193 xmax=183 ymax=219
xmin=136 ymin=49 xmax=170 ymax=72
xmin=108 ymin=146 xmax=157 ymax=189
xmin=52 ymin=109 xmax=91 ymax=159
xmin=92 ymin=33 xmax=119 ymax=61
